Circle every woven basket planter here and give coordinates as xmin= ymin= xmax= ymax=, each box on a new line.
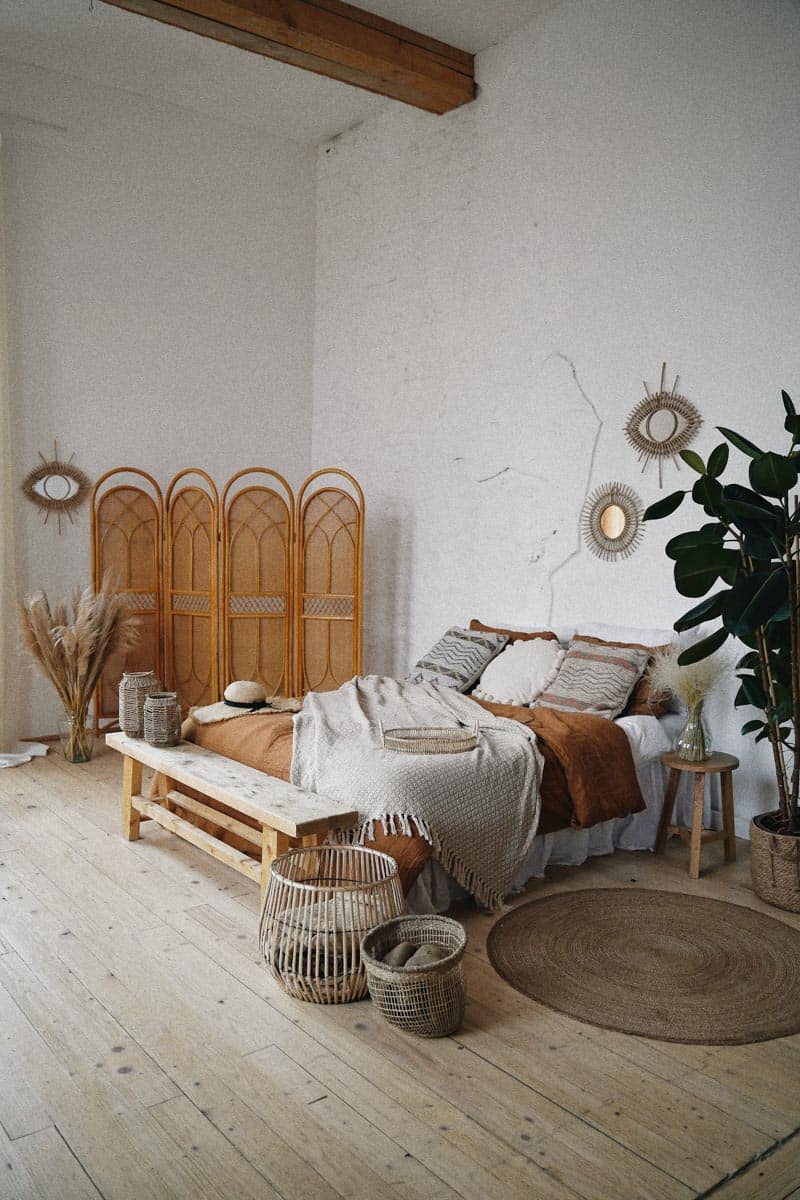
xmin=259 ymin=845 xmax=405 ymax=1004
xmin=361 ymin=915 xmax=467 ymax=1037
xmin=750 ymin=814 xmax=800 ymax=913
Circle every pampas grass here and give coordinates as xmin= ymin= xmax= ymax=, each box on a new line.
xmin=18 ymin=574 xmax=139 ymax=760
xmin=648 ymin=642 xmax=728 ymax=709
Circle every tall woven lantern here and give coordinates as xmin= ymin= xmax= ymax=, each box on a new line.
xmin=259 ymin=845 xmax=405 ymax=1004
xmin=118 ymin=670 xmax=161 ymax=737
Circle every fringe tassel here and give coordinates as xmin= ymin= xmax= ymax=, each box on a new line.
xmin=329 ymin=813 xmax=507 ymax=911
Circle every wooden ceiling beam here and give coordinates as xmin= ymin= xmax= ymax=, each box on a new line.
xmin=101 ymin=0 xmax=475 ymax=114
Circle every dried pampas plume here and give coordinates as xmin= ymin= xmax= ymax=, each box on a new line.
xmin=18 ymin=574 xmax=139 ymax=756
xmin=647 ymin=642 xmax=728 ymax=709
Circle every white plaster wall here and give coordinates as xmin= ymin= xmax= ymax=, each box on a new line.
xmin=3 ymin=60 xmax=316 ymax=737
xmin=312 ymin=0 xmax=800 ymax=832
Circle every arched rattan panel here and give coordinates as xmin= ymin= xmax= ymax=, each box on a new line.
xmin=221 ymin=469 xmax=294 ymax=698
xmin=165 ymin=469 xmax=219 ymax=712
xmin=295 ymin=469 xmax=364 ymax=695
xmin=91 ymin=469 xmax=163 ymax=728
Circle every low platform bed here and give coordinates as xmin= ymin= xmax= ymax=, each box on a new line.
xmin=180 ymin=674 xmax=683 ymax=911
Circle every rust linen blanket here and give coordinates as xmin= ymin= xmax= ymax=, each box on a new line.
xmin=473 ymin=699 xmax=646 ymax=831
xmin=291 ymin=676 xmax=544 ymax=911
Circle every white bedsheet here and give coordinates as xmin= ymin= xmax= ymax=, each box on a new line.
xmin=407 ymin=712 xmax=718 ymax=913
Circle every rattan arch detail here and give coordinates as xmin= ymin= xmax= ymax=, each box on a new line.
xmin=221 ymin=469 xmax=295 ymax=699
xmin=90 ymin=468 xmax=164 ymax=727
xmin=295 ymin=469 xmax=364 ymax=695
xmin=165 ymin=469 xmax=220 ymax=711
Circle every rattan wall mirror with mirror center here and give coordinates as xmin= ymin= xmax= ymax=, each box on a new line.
xmin=21 ymin=442 xmax=91 ymax=533
xmin=582 ymin=482 xmax=643 ymax=562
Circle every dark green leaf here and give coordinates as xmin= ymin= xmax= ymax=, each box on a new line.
xmin=782 ymin=390 xmax=796 ymax=416
xmin=723 ymin=483 xmax=782 ymax=514
xmin=784 ymin=414 xmax=800 ymax=438
xmin=718 ymin=426 xmax=764 ymax=459
xmin=707 ymin=443 xmax=729 ymax=478
xmin=673 ymin=591 xmax=728 ymax=631
xmin=674 ymin=546 xmax=740 ymax=598
xmin=737 ymin=651 xmax=761 ymax=670
xmin=677 ymin=626 xmax=729 ymax=665
xmin=742 ymin=531 xmax=778 ymax=561
xmin=749 ymin=452 xmax=799 ymax=499
xmin=643 ymin=491 xmax=686 ymax=521
xmin=665 ymin=525 xmax=725 ymax=560
xmin=692 ymin=475 xmax=724 ymax=516
xmin=739 ymin=673 xmax=768 ymax=709
xmin=680 ymin=449 xmax=706 ymax=475
xmin=722 ymin=569 xmax=788 ymax=637
xmin=741 ymin=719 xmax=764 ymax=735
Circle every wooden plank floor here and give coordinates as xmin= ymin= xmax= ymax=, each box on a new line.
xmin=1 ymin=745 xmax=799 ymax=1200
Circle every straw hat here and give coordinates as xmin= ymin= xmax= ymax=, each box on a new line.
xmin=190 ymin=680 xmax=269 ymax=725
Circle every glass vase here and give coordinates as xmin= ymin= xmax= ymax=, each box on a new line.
xmin=676 ymin=701 xmax=711 ymax=762
xmin=60 ymin=714 xmax=94 ymax=764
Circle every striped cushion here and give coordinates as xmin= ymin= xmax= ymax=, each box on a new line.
xmin=407 ymin=627 xmax=508 ymax=692
xmin=534 ymin=638 xmax=649 ymax=719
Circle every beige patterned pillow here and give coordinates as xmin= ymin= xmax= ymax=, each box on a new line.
xmin=533 ymin=638 xmax=649 ymax=719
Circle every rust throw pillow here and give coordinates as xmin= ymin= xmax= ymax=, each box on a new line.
xmin=469 ymin=618 xmax=559 ymax=643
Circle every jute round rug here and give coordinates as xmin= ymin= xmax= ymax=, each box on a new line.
xmin=486 ymin=888 xmax=800 ymax=1044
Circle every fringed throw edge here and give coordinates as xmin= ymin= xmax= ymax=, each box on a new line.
xmin=331 ymin=814 xmax=509 ymax=913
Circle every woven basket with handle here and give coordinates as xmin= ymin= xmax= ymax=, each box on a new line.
xmin=750 ymin=814 xmax=800 ymax=913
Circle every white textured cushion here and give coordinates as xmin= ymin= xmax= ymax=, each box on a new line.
xmin=473 ymin=638 xmax=565 ymax=706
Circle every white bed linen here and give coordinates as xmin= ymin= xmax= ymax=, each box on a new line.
xmin=407 ymin=712 xmax=719 ymax=913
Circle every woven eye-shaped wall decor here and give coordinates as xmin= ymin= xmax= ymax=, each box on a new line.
xmin=624 ymin=363 xmax=702 ymax=487
xmin=582 ymin=482 xmax=643 ymax=562
xmin=21 ymin=442 xmax=91 ymax=533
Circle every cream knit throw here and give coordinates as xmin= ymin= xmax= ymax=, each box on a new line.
xmin=291 ymin=676 xmax=543 ymax=911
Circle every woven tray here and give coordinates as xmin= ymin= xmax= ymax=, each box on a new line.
xmin=380 ymin=722 xmax=479 ymax=755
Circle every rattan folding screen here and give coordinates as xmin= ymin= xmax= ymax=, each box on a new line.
xmin=91 ymin=467 xmax=363 ymax=724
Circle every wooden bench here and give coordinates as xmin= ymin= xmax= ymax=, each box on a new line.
xmin=105 ymin=732 xmax=359 ymax=902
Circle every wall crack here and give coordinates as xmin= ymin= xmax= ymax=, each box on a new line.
xmin=545 ymin=353 xmax=603 ymax=623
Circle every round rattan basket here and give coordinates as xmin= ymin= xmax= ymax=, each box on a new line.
xmin=259 ymin=845 xmax=405 ymax=1004
xmin=380 ymin=723 xmax=478 ymax=755
xmin=750 ymin=814 xmax=800 ymax=913
xmin=361 ymin=915 xmax=467 ymax=1037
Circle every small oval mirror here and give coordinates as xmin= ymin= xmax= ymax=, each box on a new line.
xmin=31 ymin=473 xmax=80 ymax=502
xmin=599 ymin=503 xmax=627 ymax=540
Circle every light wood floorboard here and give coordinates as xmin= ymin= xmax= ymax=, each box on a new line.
xmin=1 ymin=746 xmax=798 ymax=1199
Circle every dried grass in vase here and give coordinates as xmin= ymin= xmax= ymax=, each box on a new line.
xmin=18 ymin=574 xmax=139 ymax=761
xmin=648 ymin=643 xmax=729 ymax=761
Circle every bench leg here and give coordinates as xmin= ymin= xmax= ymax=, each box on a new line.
xmin=122 ymin=756 xmax=143 ymax=841
xmin=261 ymin=827 xmax=290 ymax=906
xmin=721 ymin=769 xmax=737 ymax=863
xmin=656 ymin=769 xmax=680 ymax=854
xmin=689 ymin=772 xmax=705 ymax=879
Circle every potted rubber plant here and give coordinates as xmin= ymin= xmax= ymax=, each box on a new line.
xmin=644 ymin=389 xmax=800 ymax=912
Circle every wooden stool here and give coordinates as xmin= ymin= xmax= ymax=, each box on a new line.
xmin=656 ymin=751 xmax=739 ymax=879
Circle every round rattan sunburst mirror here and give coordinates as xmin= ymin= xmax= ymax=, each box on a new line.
xmin=21 ymin=442 xmax=91 ymax=534
xmin=582 ymin=482 xmax=643 ymax=562
xmin=624 ymin=363 xmax=702 ymax=487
